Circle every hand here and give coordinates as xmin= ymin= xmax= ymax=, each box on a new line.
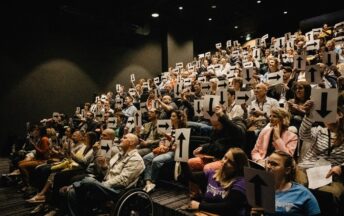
xmin=215 ymin=105 xmax=224 ymax=116
xmin=326 ymin=166 xmax=342 ymax=178
xmin=303 ymin=100 xmax=314 ymax=114
xmin=189 ymin=200 xmax=200 ymax=210
xmin=273 ymin=124 xmax=281 ymax=140
xmin=96 ymin=156 xmax=108 ymax=168
xmin=193 ymin=147 xmax=203 ymax=156
xmin=92 ymin=141 xmax=101 ymax=151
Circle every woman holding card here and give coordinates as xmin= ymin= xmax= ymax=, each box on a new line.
xmin=251 ymin=150 xmax=320 ymax=215
xmin=298 ymin=101 xmax=344 ymax=214
xmin=143 ymin=110 xmax=187 ymax=193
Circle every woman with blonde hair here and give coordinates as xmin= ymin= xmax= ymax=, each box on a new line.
xmin=251 ymin=107 xmax=298 ymax=165
xmin=186 ymin=147 xmax=249 ymax=215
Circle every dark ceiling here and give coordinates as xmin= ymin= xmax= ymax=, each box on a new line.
xmin=2 ymin=0 xmax=343 ymax=50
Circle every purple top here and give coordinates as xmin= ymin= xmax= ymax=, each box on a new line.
xmin=204 ymin=169 xmax=246 ymax=203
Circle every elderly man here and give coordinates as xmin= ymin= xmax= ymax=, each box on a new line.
xmin=65 ymin=133 xmax=144 ymax=216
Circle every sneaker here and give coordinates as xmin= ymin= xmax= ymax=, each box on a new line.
xmin=30 ymin=204 xmax=45 ymax=214
xmin=44 ymin=210 xmax=57 ymax=216
xmin=26 ymin=194 xmax=46 ymax=203
xmin=144 ymin=183 xmax=156 ymax=193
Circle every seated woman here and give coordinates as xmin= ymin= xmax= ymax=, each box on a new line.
xmin=186 ymin=148 xmax=249 ymax=216
xmin=287 ymin=81 xmax=311 ymax=129
xmin=143 ymin=110 xmax=187 ymax=193
xmin=298 ymin=102 xmax=344 ymax=214
xmin=253 ymin=150 xmax=320 ymax=215
xmin=251 ymin=107 xmax=297 ymax=165
xmin=26 ymin=131 xmax=97 ymax=203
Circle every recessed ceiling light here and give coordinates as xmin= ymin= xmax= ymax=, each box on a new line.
xmin=283 ymin=11 xmax=288 ymax=14
xmin=208 ymin=18 xmax=212 ymax=21
xmin=234 ymin=26 xmax=238 ymax=29
xmin=179 ymin=6 xmax=183 ymax=10
xmin=211 ymin=5 xmax=216 ymax=9
xmin=257 ymin=0 xmax=261 ymax=3
xmin=151 ymin=13 xmax=159 ymax=18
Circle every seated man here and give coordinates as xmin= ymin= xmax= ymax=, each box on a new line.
xmin=64 ymin=133 xmax=145 ymax=216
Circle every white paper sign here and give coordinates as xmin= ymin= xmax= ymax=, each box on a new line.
xmin=215 ymin=43 xmax=222 ymax=49
xmin=236 ymin=91 xmax=252 ymax=105
xmin=245 ymin=167 xmax=275 ymax=213
xmin=305 ymin=65 xmax=321 ymax=84
xmin=311 ymin=88 xmax=338 ymax=123
xmin=100 ymin=140 xmax=113 ymax=159
xmin=226 ymin=40 xmax=232 ymax=47
xmin=322 ymin=51 xmax=337 ymax=67
xmin=243 ymin=67 xmax=254 ymax=84
xmin=205 ymin=52 xmax=211 ymax=57
xmin=267 ymin=70 xmax=283 ymax=86
xmin=140 ymin=102 xmax=147 ymax=113
xmin=107 ymin=117 xmax=116 ymax=128
xmin=157 ymin=119 xmax=172 ymax=134
xmin=197 ymin=76 xmax=206 ymax=83
xmin=253 ymin=48 xmax=261 ymax=60
xmin=130 ymin=74 xmax=135 ymax=82
xmin=293 ymin=55 xmax=307 ymax=71
xmin=125 ymin=117 xmax=135 ymax=132
xmin=134 ymin=111 xmax=142 ymax=127
xmin=305 ymin=31 xmax=314 ymax=41
xmin=217 ymin=80 xmax=228 ymax=90
xmin=306 ymin=39 xmax=320 ymax=51
xmin=194 ymin=100 xmax=204 ymax=117
xmin=176 ymin=62 xmax=183 ymax=69
xmin=286 ymin=39 xmax=295 ymax=50
xmin=154 ymin=77 xmax=160 ymax=85
xmin=201 ymin=82 xmax=211 ymax=95
xmin=115 ymin=98 xmax=123 ymax=109
xmin=198 ymin=53 xmax=205 ymax=59
xmin=261 ymin=34 xmax=269 ymax=41
xmin=274 ymin=37 xmax=285 ymax=50
xmin=203 ymin=95 xmax=220 ymax=119
xmin=174 ymin=82 xmax=183 ymax=98
xmin=216 ymin=89 xmax=228 ymax=108
xmin=128 ymin=88 xmax=136 ymax=97
xmin=116 ymin=84 xmax=120 ymax=93
xmin=174 ymin=128 xmax=191 ymax=162
xmin=306 ymin=165 xmax=332 ymax=189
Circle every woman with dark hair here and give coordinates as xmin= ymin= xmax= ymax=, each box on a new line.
xmin=252 ymin=150 xmax=320 ymax=215
xmin=143 ymin=110 xmax=187 ymax=192
xmin=18 ymin=126 xmax=50 ymax=192
xmin=287 ymin=81 xmax=311 ymax=128
xmin=186 ymin=148 xmax=249 ymax=216
xmin=26 ymin=131 xmax=98 ymax=203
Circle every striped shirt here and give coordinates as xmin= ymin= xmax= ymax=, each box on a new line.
xmin=299 ymin=116 xmax=344 ymax=166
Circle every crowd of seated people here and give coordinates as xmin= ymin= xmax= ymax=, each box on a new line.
xmin=3 ymin=21 xmax=344 ymax=216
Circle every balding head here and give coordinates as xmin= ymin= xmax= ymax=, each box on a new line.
xmin=102 ymin=128 xmax=115 ymax=140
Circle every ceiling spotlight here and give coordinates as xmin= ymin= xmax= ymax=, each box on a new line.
xmin=234 ymin=26 xmax=238 ymax=29
xmin=151 ymin=13 xmax=159 ymax=18
xmin=211 ymin=5 xmax=216 ymax=9
xmin=283 ymin=11 xmax=288 ymax=14
xmin=208 ymin=17 xmax=212 ymax=21
xmin=257 ymin=0 xmax=261 ymax=3
xmin=179 ymin=6 xmax=183 ymax=10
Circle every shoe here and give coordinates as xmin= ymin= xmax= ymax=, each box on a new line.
xmin=30 ymin=204 xmax=45 ymax=214
xmin=8 ymin=169 xmax=20 ymax=176
xmin=26 ymin=194 xmax=46 ymax=203
xmin=44 ymin=210 xmax=57 ymax=216
xmin=144 ymin=183 xmax=156 ymax=193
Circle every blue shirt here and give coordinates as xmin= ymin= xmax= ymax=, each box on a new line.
xmin=269 ymin=182 xmax=320 ymax=216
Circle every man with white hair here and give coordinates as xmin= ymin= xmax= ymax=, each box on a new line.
xmin=66 ymin=133 xmax=144 ymax=216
